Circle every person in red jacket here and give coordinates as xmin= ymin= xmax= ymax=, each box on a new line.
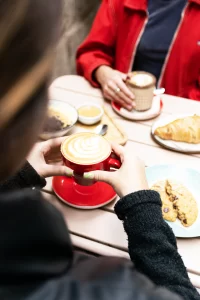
xmin=76 ymin=0 xmax=200 ymax=110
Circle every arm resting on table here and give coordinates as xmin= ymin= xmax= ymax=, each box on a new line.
xmin=115 ymin=190 xmax=200 ymax=300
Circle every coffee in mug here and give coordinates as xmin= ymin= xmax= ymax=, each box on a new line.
xmin=61 ymin=132 xmax=121 ymax=185
xmin=126 ymin=71 xmax=156 ymax=111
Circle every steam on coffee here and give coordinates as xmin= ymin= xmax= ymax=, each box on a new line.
xmin=61 ymin=132 xmax=111 ymax=165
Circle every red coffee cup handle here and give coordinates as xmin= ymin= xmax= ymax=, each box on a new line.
xmin=107 ymin=157 xmax=121 ymax=170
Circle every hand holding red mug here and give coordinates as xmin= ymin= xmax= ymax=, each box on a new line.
xmin=28 ymin=137 xmax=73 ymax=178
xmin=83 ymin=143 xmax=148 ymax=197
xmin=60 ymin=133 xmax=148 ymax=196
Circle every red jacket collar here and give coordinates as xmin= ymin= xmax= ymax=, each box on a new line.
xmin=124 ymin=0 xmax=200 ymax=11
xmin=124 ymin=0 xmax=147 ymax=11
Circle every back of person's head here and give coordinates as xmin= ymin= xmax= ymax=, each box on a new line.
xmin=0 ymin=0 xmax=62 ymax=181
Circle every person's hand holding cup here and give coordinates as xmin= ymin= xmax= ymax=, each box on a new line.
xmin=95 ymin=67 xmax=156 ymax=112
xmin=94 ymin=66 xmax=135 ymax=111
xmin=83 ymin=143 xmax=148 ymax=197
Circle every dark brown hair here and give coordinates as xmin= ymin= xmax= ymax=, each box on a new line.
xmin=0 ymin=0 xmax=62 ymax=127
xmin=0 ymin=0 xmax=62 ymax=180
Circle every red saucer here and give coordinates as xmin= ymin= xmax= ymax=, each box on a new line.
xmin=52 ymin=176 xmax=117 ymax=209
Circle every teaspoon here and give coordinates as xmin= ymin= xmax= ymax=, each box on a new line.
xmin=95 ymin=124 xmax=108 ymax=136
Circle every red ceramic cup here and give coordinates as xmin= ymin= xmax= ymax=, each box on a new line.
xmin=61 ymin=133 xmax=121 ymax=185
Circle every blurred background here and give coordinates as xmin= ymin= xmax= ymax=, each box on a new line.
xmin=52 ymin=0 xmax=100 ymax=79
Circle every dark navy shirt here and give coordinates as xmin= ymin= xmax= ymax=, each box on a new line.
xmin=132 ymin=0 xmax=187 ymax=83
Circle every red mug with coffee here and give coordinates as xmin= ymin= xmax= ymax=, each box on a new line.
xmin=61 ymin=132 xmax=121 ymax=185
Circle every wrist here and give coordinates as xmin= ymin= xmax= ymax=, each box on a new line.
xmin=118 ymin=165 xmax=148 ymax=197
xmin=119 ymin=181 xmax=149 ymax=198
xmin=95 ymin=65 xmax=111 ymax=85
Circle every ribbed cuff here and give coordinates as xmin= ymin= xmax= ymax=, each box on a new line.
xmin=115 ymin=190 xmax=161 ymax=221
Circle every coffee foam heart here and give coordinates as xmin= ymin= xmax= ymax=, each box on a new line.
xmin=62 ymin=132 xmax=111 ymax=165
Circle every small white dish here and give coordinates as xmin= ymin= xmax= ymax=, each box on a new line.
xmin=77 ymin=103 xmax=104 ymax=125
xmin=40 ymin=100 xmax=78 ymax=140
xmin=146 ymin=164 xmax=200 ymax=238
xmin=152 ymin=114 xmax=200 ymax=153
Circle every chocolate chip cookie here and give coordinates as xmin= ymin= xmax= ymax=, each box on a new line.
xmin=166 ymin=180 xmax=198 ymax=227
xmin=151 ymin=179 xmax=198 ymax=227
xmin=151 ymin=180 xmax=178 ymax=222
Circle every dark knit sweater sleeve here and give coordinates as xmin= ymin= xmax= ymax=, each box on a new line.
xmin=0 ymin=161 xmax=46 ymax=192
xmin=115 ymin=190 xmax=200 ymax=300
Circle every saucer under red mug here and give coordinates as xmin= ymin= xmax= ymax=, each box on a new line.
xmin=52 ymin=176 xmax=117 ymax=209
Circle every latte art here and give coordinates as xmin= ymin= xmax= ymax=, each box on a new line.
xmin=61 ymin=133 xmax=111 ymax=164
xmin=130 ymin=73 xmax=153 ymax=87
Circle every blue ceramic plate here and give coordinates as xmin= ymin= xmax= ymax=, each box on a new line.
xmin=146 ymin=165 xmax=200 ymax=238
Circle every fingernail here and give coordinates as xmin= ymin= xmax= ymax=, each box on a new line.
xmin=131 ymin=95 xmax=135 ymax=99
xmin=127 ymin=105 xmax=133 ymax=111
xmin=65 ymin=169 xmax=73 ymax=177
xmin=83 ymin=172 xmax=95 ymax=180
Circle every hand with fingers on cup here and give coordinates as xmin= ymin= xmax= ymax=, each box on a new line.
xmin=95 ymin=65 xmax=135 ymax=111
xmin=27 ymin=137 xmax=73 ymax=178
xmin=83 ymin=143 xmax=148 ymax=197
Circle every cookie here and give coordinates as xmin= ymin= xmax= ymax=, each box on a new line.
xmin=151 ymin=180 xmax=178 ymax=222
xmin=166 ymin=180 xmax=198 ymax=227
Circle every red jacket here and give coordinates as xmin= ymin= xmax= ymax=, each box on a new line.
xmin=76 ymin=0 xmax=200 ymax=101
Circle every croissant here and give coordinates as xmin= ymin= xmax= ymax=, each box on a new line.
xmin=154 ymin=115 xmax=200 ymax=144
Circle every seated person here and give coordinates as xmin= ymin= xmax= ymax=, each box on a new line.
xmin=0 ymin=1 xmax=199 ymax=300
xmin=76 ymin=0 xmax=200 ymax=110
